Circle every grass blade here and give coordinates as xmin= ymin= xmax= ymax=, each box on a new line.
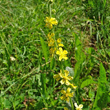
xmin=40 ymin=37 xmax=49 ymax=63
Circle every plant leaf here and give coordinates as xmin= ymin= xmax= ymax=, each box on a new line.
xmin=81 ymin=78 xmax=96 ymax=88
xmin=92 ymin=63 xmax=108 ymax=110
xmin=40 ymin=37 xmax=48 ymax=63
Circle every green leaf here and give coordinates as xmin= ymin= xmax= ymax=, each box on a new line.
xmin=92 ymin=63 xmax=107 ymax=110
xmin=40 ymin=37 xmax=49 ymax=63
xmin=13 ymin=100 xmax=20 ymax=108
xmin=3 ymin=99 xmax=12 ymax=109
xmin=50 ymin=57 xmax=55 ymax=70
xmin=89 ymin=89 xmax=95 ymax=101
xmin=81 ymin=78 xmax=96 ymax=88
xmin=99 ymin=63 xmax=107 ymax=83
xmin=74 ymin=33 xmax=86 ymax=84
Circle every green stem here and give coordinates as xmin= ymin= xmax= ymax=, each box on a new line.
xmin=70 ymin=98 xmax=74 ymax=110
xmin=60 ymin=61 xmax=64 ymax=74
xmin=49 ymin=4 xmax=52 ymax=17
xmin=53 ymin=30 xmax=58 ymax=49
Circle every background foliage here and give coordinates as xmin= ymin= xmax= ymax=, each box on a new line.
xmin=0 ymin=0 xmax=110 ymax=109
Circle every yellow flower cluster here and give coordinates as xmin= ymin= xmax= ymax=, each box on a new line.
xmin=45 ymin=17 xmax=58 ymax=29
xmin=47 ymin=33 xmax=55 ymax=47
xmin=45 ymin=16 xmax=68 ymax=59
xmin=45 ymin=17 xmax=58 ymax=57
xmin=44 ymin=7 xmax=78 ymax=109
xmin=46 ymin=33 xmax=56 ymax=56
xmin=54 ymin=70 xmax=77 ymax=102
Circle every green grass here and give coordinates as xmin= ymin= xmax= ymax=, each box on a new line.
xmin=0 ymin=0 xmax=110 ymax=110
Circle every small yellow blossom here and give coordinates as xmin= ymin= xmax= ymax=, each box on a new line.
xmin=74 ymin=103 xmax=83 ymax=110
xmin=56 ymin=47 xmax=68 ymax=61
xmin=45 ymin=17 xmax=58 ymax=29
xmin=47 ymin=33 xmax=55 ymax=39
xmin=50 ymin=48 xmax=56 ymax=54
xmin=64 ymin=107 xmax=68 ymax=110
xmin=59 ymin=70 xmax=73 ymax=85
xmin=58 ymin=43 xmax=64 ymax=47
xmin=48 ymin=39 xmax=54 ymax=46
xmin=60 ymin=88 xmax=74 ymax=102
xmin=57 ymin=38 xmax=62 ymax=43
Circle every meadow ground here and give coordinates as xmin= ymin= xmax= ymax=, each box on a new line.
xmin=0 ymin=0 xmax=110 ymax=110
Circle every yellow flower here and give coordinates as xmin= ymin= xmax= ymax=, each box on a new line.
xmin=60 ymin=88 xmax=74 ymax=102
xmin=74 ymin=103 xmax=83 ymax=110
xmin=47 ymin=33 xmax=55 ymax=39
xmin=50 ymin=48 xmax=56 ymax=54
xmin=45 ymin=17 xmax=58 ymax=29
xmin=48 ymin=38 xmax=54 ymax=46
xmin=64 ymin=107 xmax=68 ymax=110
xmin=53 ymin=73 xmax=61 ymax=81
xmin=56 ymin=47 xmax=68 ymax=61
xmin=50 ymin=47 xmax=56 ymax=57
xmin=57 ymin=38 xmax=62 ymax=43
xmin=59 ymin=70 xmax=73 ymax=85
xmin=58 ymin=43 xmax=64 ymax=47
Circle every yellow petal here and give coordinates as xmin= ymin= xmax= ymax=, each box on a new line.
xmin=67 ymin=88 xmax=71 ymax=93
xmin=59 ymin=56 xmax=62 ymax=61
xmin=59 ymin=72 xmax=63 ymax=78
xmin=56 ymin=50 xmax=60 ymax=55
xmin=66 ymin=97 xmax=70 ymax=102
xmin=64 ymin=70 xmax=69 ymax=76
xmin=69 ymin=92 xmax=74 ymax=97
xmin=59 ymin=47 xmax=63 ymax=52
xmin=60 ymin=96 xmax=65 ymax=100
xmin=68 ymin=76 xmax=73 ymax=80
xmin=71 ymin=84 xmax=77 ymax=89
xmin=61 ymin=90 xmax=66 ymax=94
xmin=63 ymin=50 xmax=68 ymax=54
xmin=60 ymin=79 xmax=65 ymax=85
xmin=63 ymin=56 xmax=68 ymax=60
xmin=65 ymin=80 xmax=70 ymax=85
xmin=58 ymin=43 xmax=64 ymax=47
